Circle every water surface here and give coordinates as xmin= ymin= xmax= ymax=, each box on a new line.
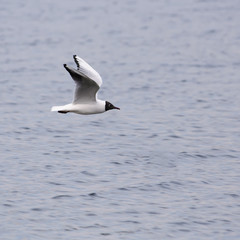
xmin=0 ymin=0 xmax=240 ymax=239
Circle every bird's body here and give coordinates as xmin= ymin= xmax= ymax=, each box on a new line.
xmin=51 ymin=55 xmax=119 ymax=115
xmin=51 ymin=100 xmax=105 ymax=115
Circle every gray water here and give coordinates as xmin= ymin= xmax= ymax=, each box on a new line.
xmin=1 ymin=0 xmax=240 ymax=239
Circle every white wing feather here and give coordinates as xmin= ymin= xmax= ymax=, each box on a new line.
xmin=73 ymin=55 xmax=102 ymax=87
xmin=63 ymin=56 xmax=104 ymax=104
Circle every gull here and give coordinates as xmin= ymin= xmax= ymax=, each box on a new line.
xmin=51 ymin=55 xmax=120 ymax=115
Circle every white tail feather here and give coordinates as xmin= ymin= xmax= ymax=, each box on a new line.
xmin=51 ymin=106 xmax=64 ymax=112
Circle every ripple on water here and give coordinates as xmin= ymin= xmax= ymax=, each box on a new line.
xmin=225 ymin=193 xmax=239 ymax=198
xmin=88 ymin=192 xmax=98 ymax=197
xmin=168 ymin=134 xmax=182 ymax=139
xmin=81 ymin=171 xmax=96 ymax=176
xmin=52 ymin=195 xmax=73 ymax=199
xmin=31 ymin=208 xmax=44 ymax=211
xmin=100 ymin=233 xmax=111 ymax=236
xmin=48 ymin=181 xmax=65 ymax=186
xmin=1 ymin=0 xmax=240 ymax=239
xmin=3 ymin=203 xmax=13 ymax=207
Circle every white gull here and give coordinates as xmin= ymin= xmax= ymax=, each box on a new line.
xmin=51 ymin=55 xmax=120 ymax=115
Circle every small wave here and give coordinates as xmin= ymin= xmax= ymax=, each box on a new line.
xmin=3 ymin=203 xmax=12 ymax=207
xmin=195 ymin=154 xmax=208 ymax=159
xmin=118 ymin=187 xmax=129 ymax=191
xmin=122 ymin=220 xmax=140 ymax=224
xmin=168 ymin=134 xmax=182 ymax=139
xmin=157 ymin=182 xmax=171 ymax=190
xmin=170 ymin=221 xmax=188 ymax=226
xmin=52 ymin=195 xmax=72 ymax=199
xmin=31 ymin=208 xmax=43 ymax=211
xmin=100 ymin=233 xmax=111 ymax=236
xmin=225 ymin=193 xmax=239 ymax=198
xmin=48 ymin=181 xmax=65 ymax=186
xmin=81 ymin=171 xmax=96 ymax=176
xmin=88 ymin=192 xmax=97 ymax=197
xmin=193 ymin=221 xmax=210 ymax=226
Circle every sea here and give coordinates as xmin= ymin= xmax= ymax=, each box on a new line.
xmin=0 ymin=0 xmax=240 ymax=239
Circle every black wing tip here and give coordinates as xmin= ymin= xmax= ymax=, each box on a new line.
xmin=63 ymin=64 xmax=67 ymax=68
xmin=73 ymin=55 xmax=80 ymax=68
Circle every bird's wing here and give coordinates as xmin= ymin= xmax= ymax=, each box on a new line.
xmin=63 ymin=63 xmax=100 ymax=104
xmin=73 ymin=55 xmax=102 ymax=87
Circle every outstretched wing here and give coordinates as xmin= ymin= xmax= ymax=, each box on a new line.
xmin=73 ymin=55 xmax=102 ymax=87
xmin=63 ymin=63 xmax=100 ymax=104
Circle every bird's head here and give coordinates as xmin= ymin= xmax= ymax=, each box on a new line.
xmin=105 ymin=101 xmax=120 ymax=111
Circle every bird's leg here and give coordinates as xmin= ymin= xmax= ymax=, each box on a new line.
xmin=58 ymin=111 xmax=68 ymax=114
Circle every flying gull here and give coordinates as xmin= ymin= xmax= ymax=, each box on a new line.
xmin=51 ymin=55 xmax=120 ymax=115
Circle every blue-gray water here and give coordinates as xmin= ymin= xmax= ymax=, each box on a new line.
xmin=1 ymin=0 xmax=240 ymax=239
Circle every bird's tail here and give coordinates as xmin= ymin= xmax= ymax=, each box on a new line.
xmin=51 ymin=106 xmax=64 ymax=112
xmin=51 ymin=105 xmax=70 ymax=114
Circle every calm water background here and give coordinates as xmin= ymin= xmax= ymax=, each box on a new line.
xmin=0 ymin=0 xmax=240 ymax=239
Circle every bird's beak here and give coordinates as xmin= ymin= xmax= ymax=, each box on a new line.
xmin=114 ymin=106 xmax=120 ymax=110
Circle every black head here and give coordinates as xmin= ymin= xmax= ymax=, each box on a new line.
xmin=105 ymin=101 xmax=120 ymax=111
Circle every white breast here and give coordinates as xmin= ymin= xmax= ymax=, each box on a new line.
xmin=71 ymin=100 xmax=105 ymax=115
